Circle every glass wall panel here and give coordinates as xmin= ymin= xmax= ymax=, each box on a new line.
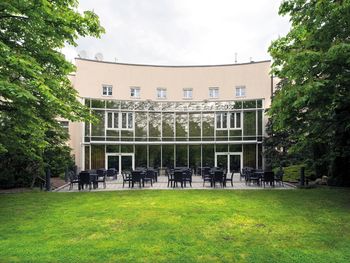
xmin=176 ymin=145 xmax=188 ymax=167
xmin=120 ymin=101 xmax=134 ymax=110
xmin=121 ymin=130 xmax=133 ymax=141
xmin=91 ymin=145 xmax=105 ymax=169
xmin=135 ymin=112 xmax=148 ymax=141
xmin=189 ymin=145 xmax=201 ymax=172
xmin=243 ymin=144 xmax=256 ymax=168
xmin=175 ymin=113 xmax=188 ymax=141
xmin=106 ymin=129 xmax=119 ymax=141
xmin=202 ymin=113 xmax=214 ymax=141
xmin=91 ymin=100 xmax=105 ymax=108
xmin=216 ymin=144 xmax=228 ymax=152
xmin=149 ymin=112 xmax=161 ymax=141
xmin=233 ymin=101 xmax=242 ymax=109
xmin=135 ymin=145 xmax=147 ymax=167
xmin=162 ymin=113 xmax=174 ymax=141
xmin=202 ymin=144 xmax=214 ymax=166
xmin=229 ymin=144 xmax=242 ymax=152
xmin=84 ymin=146 xmax=90 ymax=170
xmin=229 ymin=130 xmax=242 ymax=141
xmin=106 ymin=145 xmax=119 ymax=153
xmin=121 ymin=145 xmax=133 ymax=153
xmin=258 ymin=144 xmax=263 ymax=169
xmin=189 ymin=113 xmax=201 ymax=140
xmin=243 ymin=100 xmax=256 ymax=109
xmin=257 ymin=110 xmax=263 ymax=136
xmin=85 ymin=98 xmax=91 ymax=107
xmin=243 ymin=111 xmax=256 ymax=137
xmin=257 ymin=100 xmax=263 ymax=108
xmin=85 ymin=122 xmax=90 ymax=136
xmin=91 ymin=110 xmax=105 ymax=137
xmin=106 ymin=100 xmax=119 ymax=109
xmin=216 ymin=130 xmax=228 ymax=141
xmin=149 ymin=145 xmax=161 ymax=168
xmin=162 ymin=145 xmax=174 ymax=168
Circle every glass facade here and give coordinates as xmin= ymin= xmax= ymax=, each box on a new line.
xmin=84 ymin=99 xmax=264 ymax=172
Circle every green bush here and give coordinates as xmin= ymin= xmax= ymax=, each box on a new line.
xmin=275 ymin=164 xmax=315 ymax=182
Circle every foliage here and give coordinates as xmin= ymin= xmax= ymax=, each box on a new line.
xmin=0 ymin=0 xmax=104 ymax=187
xmin=273 ymin=164 xmax=314 ymax=182
xmin=268 ymin=0 xmax=350 ymax=185
xmin=0 ymin=190 xmax=350 ymax=262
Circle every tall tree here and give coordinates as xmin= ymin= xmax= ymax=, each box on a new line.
xmin=0 ymin=0 xmax=104 ymax=187
xmin=268 ymin=0 xmax=350 ymax=185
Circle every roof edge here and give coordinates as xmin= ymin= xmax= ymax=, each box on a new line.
xmin=75 ymin=58 xmax=271 ymax=68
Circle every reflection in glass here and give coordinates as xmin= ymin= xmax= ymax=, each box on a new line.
xmin=149 ymin=145 xmax=161 ymax=168
xmin=257 ymin=110 xmax=263 ymax=136
xmin=135 ymin=145 xmax=147 ymax=167
xmin=176 ymin=113 xmax=188 ymax=141
xmin=149 ymin=112 xmax=161 ymax=140
xmin=243 ymin=111 xmax=256 ymax=136
xmin=162 ymin=145 xmax=174 ymax=168
xmin=202 ymin=144 xmax=214 ymax=166
xmin=91 ymin=110 xmax=105 ymax=136
xmin=176 ymin=145 xmax=188 ymax=167
xmin=189 ymin=113 xmax=201 ymax=140
xmin=106 ymin=100 xmax=119 ymax=109
xmin=243 ymin=144 xmax=256 ymax=168
xmin=162 ymin=113 xmax=174 ymax=141
xmin=202 ymin=113 xmax=214 ymax=141
xmin=135 ymin=112 xmax=148 ymax=141
xmin=91 ymin=145 xmax=105 ymax=169
xmin=91 ymin=99 xmax=105 ymax=108
xmin=189 ymin=145 xmax=201 ymax=171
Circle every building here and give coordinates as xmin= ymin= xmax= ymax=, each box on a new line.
xmin=68 ymin=58 xmax=274 ymax=174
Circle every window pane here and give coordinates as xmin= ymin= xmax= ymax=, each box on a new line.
xmin=113 ymin=113 xmax=118 ymax=128
xmin=135 ymin=112 xmax=148 ymax=141
xmin=176 ymin=145 xmax=188 ymax=167
xmin=202 ymin=113 xmax=214 ymax=140
xmin=189 ymin=145 xmax=201 ymax=171
xmin=91 ymin=110 xmax=105 ymax=136
xmin=189 ymin=113 xmax=201 ymax=140
xmin=149 ymin=145 xmax=161 ymax=168
xmin=162 ymin=145 xmax=174 ymax=168
xmin=176 ymin=113 xmax=188 ymax=141
xmin=236 ymin=113 xmax=241 ymax=128
xmin=128 ymin=113 xmax=133 ymax=129
xmin=216 ymin=113 xmax=221 ymax=129
xmin=107 ymin=112 xmax=112 ymax=128
xmin=243 ymin=144 xmax=256 ymax=168
xmin=222 ymin=113 xmax=227 ymax=128
xmin=162 ymin=113 xmax=174 ymax=140
xmin=202 ymin=144 xmax=214 ymax=166
xmin=149 ymin=112 xmax=161 ymax=140
xmin=135 ymin=145 xmax=147 ymax=167
xmin=91 ymin=145 xmax=105 ymax=169
xmin=122 ymin=113 xmax=127 ymax=128
xmin=243 ymin=111 xmax=256 ymax=136
xmin=230 ymin=113 xmax=235 ymax=128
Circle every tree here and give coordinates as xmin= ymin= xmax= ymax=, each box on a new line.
xmin=0 ymin=0 xmax=104 ymax=187
xmin=268 ymin=0 xmax=350 ymax=185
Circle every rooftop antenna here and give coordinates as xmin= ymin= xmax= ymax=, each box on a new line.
xmin=234 ymin=52 xmax=238 ymax=63
xmin=95 ymin=52 xmax=103 ymax=61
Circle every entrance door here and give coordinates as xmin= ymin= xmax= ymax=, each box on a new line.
xmin=215 ymin=152 xmax=242 ymax=174
xmin=106 ymin=153 xmax=134 ymax=174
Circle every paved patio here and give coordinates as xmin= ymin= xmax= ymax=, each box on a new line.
xmin=57 ymin=173 xmax=294 ymax=192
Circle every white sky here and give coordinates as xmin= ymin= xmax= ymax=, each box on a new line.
xmin=63 ymin=0 xmax=291 ymax=65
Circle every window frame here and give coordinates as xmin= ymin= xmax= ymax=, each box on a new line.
xmin=130 ymin=87 xmax=141 ymax=99
xmin=209 ymin=87 xmax=219 ymax=99
xmin=183 ymin=88 xmax=193 ymax=100
xmin=235 ymin=86 xmax=246 ymax=98
xmin=102 ymin=84 xmax=113 ymax=96
xmin=156 ymin=88 xmax=167 ymax=99
xmin=106 ymin=111 xmax=133 ymax=130
xmin=216 ymin=112 xmax=242 ymax=130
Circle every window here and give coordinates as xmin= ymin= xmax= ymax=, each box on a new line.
xmin=235 ymin=86 xmax=246 ymax=97
xmin=102 ymin=85 xmax=113 ymax=96
xmin=216 ymin=112 xmax=241 ymax=130
xmin=216 ymin=113 xmax=227 ymax=129
xmin=209 ymin=87 xmax=219 ymax=98
xmin=230 ymin=112 xmax=241 ymax=129
xmin=106 ymin=112 xmax=133 ymax=130
xmin=157 ymin=88 xmax=167 ymax=99
xmin=130 ymin=87 xmax=140 ymax=98
xmin=183 ymin=88 xmax=193 ymax=99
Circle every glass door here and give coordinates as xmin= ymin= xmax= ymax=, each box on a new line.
xmin=215 ymin=152 xmax=242 ymax=174
xmin=107 ymin=155 xmax=119 ymax=171
xmin=121 ymin=155 xmax=133 ymax=172
xmin=229 ymin=154 xmax=241 ymax=173
xmin=106 ymin=153 xmax=134 ymax=174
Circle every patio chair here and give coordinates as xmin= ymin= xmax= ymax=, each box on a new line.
xmin=183 ymin=168 xmax=192 ymax=187
xmin=173 ymin=170 xmax=184 ymax=188
xmin=245 ymin=169 xmax=261 ymax=186
xmin=203 ymin=168 xmax=212 ymax=187
xmin=107 ymin=168 xmax=117 ymax=180
xmin=166 ymin=168 xmax=174 ymax=187
xmin=212 ymin=170 xmax=224 ymax=188
xmin=143 ymin=169 xmax=154 ymax=187
xmin=262 ymin=171 xmax=275 ymax=188
xmin=96 ymin=169 xmax=107 ymax=189
xmin=131 ymin=170 xmax=143 ymax=188
xmin=122 ymin=171 xmax=132 ymax=188
xmin=224 ymin=171 xmax=234 ymax=187
xmin=275 ymin=169 xmax=284 ymax=186
xmin=68 ymin=171 xmax=79 ymax=190
xmin=79 ymin=171 xmax=92 ymax=190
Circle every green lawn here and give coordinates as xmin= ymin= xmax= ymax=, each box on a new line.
xmin=0 ymin=189 xmax=349 ymax=262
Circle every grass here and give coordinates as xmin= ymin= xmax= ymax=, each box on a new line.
xmin=0 ymin=189 xmax=349 ymax=262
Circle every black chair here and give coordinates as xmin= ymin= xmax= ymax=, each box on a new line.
xmin=275 ymin=170 xmax=284 ymax=186
xmin=245 ymin=169 xmax=261 ymax=186
xmin=131 ymin=170 xmax=143 ymax=188
xmin=262 ymin=171 xmax=275 ymax=187
xmin=143 ymin=169 xmax=154 ymax=187
xmin=212 ymin=170 xmax=225 ymax=188
xmin=79 ymin=171 xmax=92 ymax=190
xmin=183 ymin=169 xmax=192 ymax=187
xmin=96 ymin=169 xmax=107 ymax=189
xmin=203 ymin=168 xmax=212 ymax=186
xmin=173 ymin=170 xmax=184 ymax=188
xmin=122 ymin=171 xmax=132 ymax=188
xmin=166 ymin=168 xmax=174 ymax=188
xmin=224 ymin=171 xmax=234 ymax=187
xmin=107 ymin=168 xmax=117 ymax=180
xmin=68 ymin=171 xmax=79 ymax=190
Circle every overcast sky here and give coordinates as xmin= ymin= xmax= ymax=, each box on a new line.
xmin=63 ymin=0 xmax=291 ymax=65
